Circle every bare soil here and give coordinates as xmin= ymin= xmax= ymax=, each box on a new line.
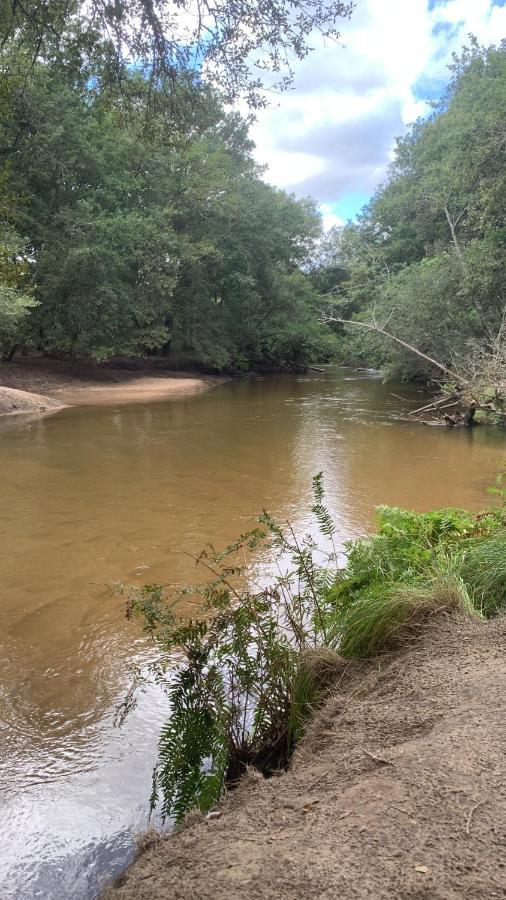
xmin=0 ymin=385 xmax=65 ymax=416
xmin=107 ymin=615 xmax=506 ymax=900
xmin=0 ymin=358 xmax=224 ymax=415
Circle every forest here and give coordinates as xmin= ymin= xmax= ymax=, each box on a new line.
xmin=1 ymin=5 xmax=505 ymax=396
xmin=0 ymin=0 xmax=342 ymax=371
xmin=0 ymin=60 xmax=329 ymax=369
xmin=315 ymin=39 xmax=506 ymax=419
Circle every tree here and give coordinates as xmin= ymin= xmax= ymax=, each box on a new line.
xmin=320 ymin=40 xmax=506 ymax=389
xmin=0 ymin=224 xmax=36 ymax=358
xmin=1 ymin=52 xmax=329 ymax=369
xmin=0 ymin=0 xmax=354 ymax=109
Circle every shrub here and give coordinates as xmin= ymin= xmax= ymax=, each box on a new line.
xmin=121 ymin=475 xmax=505 ymax=822
xmin=124 ymin=474 xmax=337 ymax=822
xmin=325 ymin=496 xmax=505 ymax=657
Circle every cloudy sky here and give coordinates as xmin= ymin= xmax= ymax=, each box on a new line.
xmin=248 ymin=0 xmax=506 ymax=228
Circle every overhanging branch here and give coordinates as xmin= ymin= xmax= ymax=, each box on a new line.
xmin=323 ymin=314 xmax=469 ymax=387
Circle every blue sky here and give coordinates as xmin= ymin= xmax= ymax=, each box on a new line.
xmin=248 ymin=0 xmax=505 ymax=228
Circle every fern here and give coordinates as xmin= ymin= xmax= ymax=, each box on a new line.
xmin=124 ymin=476 xmax=340 ymax=822
xmin=122 ymin=475 xmax=506 ymax=823
xmin=311 ymin=471 xmax=338 ymax=570
xmin=312 ymin=471 xmax=336 ymax=538
xmin=151 ymin=662 xmax=228 ymax=821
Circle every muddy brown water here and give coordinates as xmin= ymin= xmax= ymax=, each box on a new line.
xmin=0 ymin=368 xmax=504 ymax=899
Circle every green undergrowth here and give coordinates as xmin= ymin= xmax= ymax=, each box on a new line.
xmin=123 ymin=474 xmax=506 ymax=824
xmin=328 ymin=498 xmax=506 ymax=655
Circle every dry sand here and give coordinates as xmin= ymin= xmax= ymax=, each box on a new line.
xmin=0 ymin=359 xmax=224 ymax=416
xmin=0 ymin=385 xmax=65 ymax=416
xmin=106 ymin=615 xmax=506 ymax=900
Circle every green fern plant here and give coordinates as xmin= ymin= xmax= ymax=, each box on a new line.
xmin=122 ymin=473 xmax=506 ymax=822
xmin=125 ymin=477 xmax=337 ymax=823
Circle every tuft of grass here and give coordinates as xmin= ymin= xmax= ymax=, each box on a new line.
xmin=335 ymin=573 xmax=482 ymax=659
xmin=460 ymin=530 xmax=506 ymax=616
xmin=287 ymin=647 xmax=344 ymax=745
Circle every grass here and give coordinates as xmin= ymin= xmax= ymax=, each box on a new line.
xmin=327 ymin=500 xmax=506 ymax=658
xmin=460 ymin=531 xmax=506 ymax=616
xmin=288 ymin=647 xmax=344 ymax=745
xmin=124 ymin=476 xmax=506 ymax=822
xmin=335 ymin=574 xmax=482 ymax=659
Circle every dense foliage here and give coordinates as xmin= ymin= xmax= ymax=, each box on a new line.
xmin=315 ymin=41 xmax=506 ymax=397
xmin=126 ymin=475 xmax=506 ymax=823
xmin=330 ymin=500 xmax=506 ymax=655
xmin=0 ymin=0 xmax=353 ymax=110
xmin=2 ymin=28 xmax=504 ymax=381
xmin=0 ymin=0 xmax=351 ymax=369
xmin=0 ymin=223 xmax=35 ymax=354
xmin=0 ymin=44 xmax=331 ymax=368
xmin=124 ymin=474 xmax=337 ymax=821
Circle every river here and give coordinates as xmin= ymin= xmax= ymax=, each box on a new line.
xmin=0 ymin=368 xmax=504 ymax=898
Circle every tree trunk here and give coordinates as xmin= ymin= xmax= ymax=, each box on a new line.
xmin=324 ymin=316 xmax=469 ymax=387
xmin=1 ymin=344 xmax=18 ymax=362
xmin=443 ymin=206 xmax=466 ymax=272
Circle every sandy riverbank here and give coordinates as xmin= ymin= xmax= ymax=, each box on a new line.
xmin=105 ymin=614 xmax=506 ymax=899
xmin=0 ymin=385 xmax=66 ymax=416
xmin=0 ymin=359 xmax=225 ymax=416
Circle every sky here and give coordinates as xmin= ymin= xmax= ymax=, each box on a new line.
xmin=247 ymin=0 xmax=506 ymax=229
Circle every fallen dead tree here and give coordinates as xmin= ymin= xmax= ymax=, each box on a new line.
xmin=322 ymin=309 xmax=506 ymax=427
xmin=407 ymin=394 xmax=478 ymax=427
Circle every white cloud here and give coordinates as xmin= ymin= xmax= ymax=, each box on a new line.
xmin=247 ymin=0 xmax=506 ymax=214
xmin=320 ymin=203 xmax=345 ymax=231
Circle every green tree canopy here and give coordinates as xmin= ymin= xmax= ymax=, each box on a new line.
xmin=0 ymin=50 xmax=331 ymax=369
xmin=0 ymin=0 xmax=353 ymax=109
xmin=316 ymin=39 xmax=506 ymax=383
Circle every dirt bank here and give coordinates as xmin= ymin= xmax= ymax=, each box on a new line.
xmin=0 ymin=358 xmax=225 ymax=414
xmin=0 ymin=385 xmax=66 ymax=416
xmin=107 ymin=615 xmax=506 ymax=899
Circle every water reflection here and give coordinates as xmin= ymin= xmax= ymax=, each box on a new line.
xmin=0 ymin=368 xmax=504 ymax=897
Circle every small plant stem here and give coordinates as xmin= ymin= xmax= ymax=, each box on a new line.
xmin=184 ymin=551 xmax=243 ymax=602
xmin=287 ymin=523 xmax=328 ymax=643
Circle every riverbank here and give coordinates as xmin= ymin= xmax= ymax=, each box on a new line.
xmin=105 ymin=613 xmax=506 ymax=899
xmin=0 ymin=358 xmax=225 ymax=415
xmin=0 ymin=384 xmax=66 ymax=416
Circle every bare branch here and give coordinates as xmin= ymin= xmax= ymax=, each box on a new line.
xmin=381 ymin=306 xmax=397 ymax=330
xmin=443 ymin=205 xmax=467 ymax=271
xmin=323 ymin=313 xmax=469 ymax=386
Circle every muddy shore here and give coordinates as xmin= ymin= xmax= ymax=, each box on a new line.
xmin=105 ymin=615 xmax=506 ymax=899
xmin=0 ymin=358 xmax=225 ymax=416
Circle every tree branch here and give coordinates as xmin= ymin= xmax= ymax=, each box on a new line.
xmin=443 ymin=205 xmax=467 ymax=271
xmin=323 ymin=315 xmax=469 ymax=386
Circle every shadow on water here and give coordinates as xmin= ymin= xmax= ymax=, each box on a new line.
xmin=0 ymin=367 xmax=504 ymax=897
